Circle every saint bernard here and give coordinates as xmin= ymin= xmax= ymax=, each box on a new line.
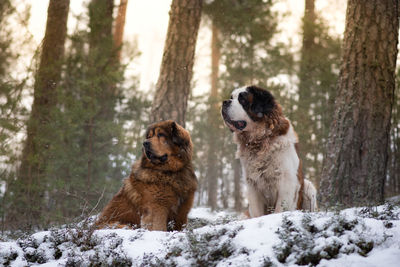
xmin=221 ymin=85 xmax=317 ymax=217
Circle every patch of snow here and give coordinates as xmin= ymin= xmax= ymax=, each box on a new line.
xmin=188 ymin=207 xmax=238 ymax=222
xmin=0 ymin=205 xmax=399 ymax=266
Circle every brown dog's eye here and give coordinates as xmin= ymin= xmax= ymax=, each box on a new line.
xmin=157 ymin=133 xmax=165 ymax=138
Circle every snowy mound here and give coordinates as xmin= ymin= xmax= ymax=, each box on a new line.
xmin=1 ymin=204 xmax=400 ymax=266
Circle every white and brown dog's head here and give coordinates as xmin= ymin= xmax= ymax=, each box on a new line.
xmin=221 ymin=85 xmax=289 ymax=139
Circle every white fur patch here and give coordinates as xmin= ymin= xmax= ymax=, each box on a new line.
xmin=227 ymin=87 xmax=251 ymax=126
xmin=302 ymin=179 xmax=318 ymax=211
xmin=239 ymin=123 xmax=303 ymax=215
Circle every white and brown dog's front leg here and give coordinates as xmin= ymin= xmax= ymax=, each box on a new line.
xmin=275 ymin=173 xmax=300 ymax=213
xmin=247 ymin=183 xmax=265 ymax=217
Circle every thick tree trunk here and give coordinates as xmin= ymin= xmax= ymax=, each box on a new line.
xmin=206 ymin=23 xmax=220 ymax=210
xmin=150 ymin=0 xmax=202 ymax=126
xmin=320 ymin=0 xmax=399 ymax=207
xmin=11 ymin=0 xmax=70 ymax=229
xmin=113 ymin=0 xmax=128 ymax=61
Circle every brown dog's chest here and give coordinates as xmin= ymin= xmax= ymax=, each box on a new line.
xmin=134 ymin=181 xmax=183 ymax=213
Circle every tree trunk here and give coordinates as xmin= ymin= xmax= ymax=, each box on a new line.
xmin=210 ymin=23 xmax=220 ymax=99
xmin=86 ymin=0 xmax=114 ymax=190
xmin=387 ymin=87 xmax=400 ymax=197
xmin=10 ymin=0 xmax=70 ymax=229
xmin=320 ymin=0 xmax=399 ymax=207
xmin=113 ymin=0 xmax=128 ymax=61
xmin=296 ymin=0 xmax=316 ymax=185
xmin=206 ymin=22 xmax=220 ymax=210
xmin=233 ymin=158 xmax=242 ymax=211
xmin=150 ymin=0 xmax=202 ymax=126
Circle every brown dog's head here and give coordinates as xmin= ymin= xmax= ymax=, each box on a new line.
xmin=141 ymin=120 xmax=193 ymax=171
xmin=221 ymin=85 xmax=289 ymax=139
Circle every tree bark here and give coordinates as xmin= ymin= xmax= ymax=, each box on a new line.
xmin=320 ymin=0 xmax=399 ymax=207
xmin=233 ymin=158 xmax=242 ymax=211
xmin=296 ymin=0 xmax=316 ymax=185
xmin=113 ymin=0 xmax=128 ymax=61
xmin=150 ymin=0 xmax=202 ymax=127
xmin=387 ymin=86 xmax=400 ymax=197
xmin=206 ymin=22 xmax=220 ymax=210
xmin=11 ymin=0 xmax=70 ymax=229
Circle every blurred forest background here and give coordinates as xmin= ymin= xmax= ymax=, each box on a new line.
xmin=0 ymin=0 xmax=399 ymax=233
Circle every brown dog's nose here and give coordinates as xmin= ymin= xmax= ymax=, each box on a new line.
xmin=143 ymin=141 xmax=151 ymax=149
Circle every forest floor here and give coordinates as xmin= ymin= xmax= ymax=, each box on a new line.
xmin=1 ymin=203 xmax=400 ymax=266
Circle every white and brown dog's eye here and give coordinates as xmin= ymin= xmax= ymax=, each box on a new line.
xmin=238 ymin=93 xmax=248 ymax=106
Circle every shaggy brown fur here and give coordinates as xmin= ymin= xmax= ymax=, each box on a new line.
xmin=96 ymin=120 xmax=197 ymax=231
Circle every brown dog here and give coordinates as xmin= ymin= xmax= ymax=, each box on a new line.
xmin=96 ymin=120 xmax=197 ymax=231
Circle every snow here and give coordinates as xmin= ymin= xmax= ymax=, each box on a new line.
xmin=1 ymin=204 xmax=400 ymax=266
xmin=319 ymin=247 xmax=400 ymax=267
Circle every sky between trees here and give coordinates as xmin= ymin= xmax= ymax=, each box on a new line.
xmin=27 ymin=0 xmax=345 ymax=96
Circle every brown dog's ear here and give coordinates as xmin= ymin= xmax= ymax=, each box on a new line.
xmin=171 ymin=121 xmax=178 ymax=135
xmin=171 ymin=121 xmax=189 ymax=147
xmin=171 ymin=121 xmax=183 ymax=145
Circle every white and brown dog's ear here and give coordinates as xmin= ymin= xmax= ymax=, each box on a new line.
xmin=247 ymin=86 xmax=276 ymax=119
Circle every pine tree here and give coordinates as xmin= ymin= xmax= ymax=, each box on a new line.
xmin=320 ymin=0 xmax=399 ymax=207
xmin=85 ymin=0 xmax=115 ymax=190
xmin=15 ymin=0 xmax=140 ymax=226
xmin=7 ymin=0 xmax=70 ymax=230
xmin=294 ymin=0 xmax=341 ymax=188
xmin=0 ymin=0 xmax=28 ymax=162
xmin=0 ymin=0 xmax=32 ymax=231
xmin=206 ymin=22 xmax=221 ymax=211
xmin=46 ymin=0 xmax=131 ymax=221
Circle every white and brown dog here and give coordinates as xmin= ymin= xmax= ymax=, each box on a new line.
xmin=221 ymin=85 xmax=317 ymax=217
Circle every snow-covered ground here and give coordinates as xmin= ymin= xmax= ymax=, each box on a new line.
xmin=1 ymin=204 xmax=400 ymax=266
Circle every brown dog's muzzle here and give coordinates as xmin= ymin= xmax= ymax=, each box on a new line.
xmin=143 ymin=141 xmax=168 ymax=163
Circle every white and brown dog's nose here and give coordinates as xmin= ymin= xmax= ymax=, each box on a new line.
xmin=222 ymin=100 xmax=231 ymax=108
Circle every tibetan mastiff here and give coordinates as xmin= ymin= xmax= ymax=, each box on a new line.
xmin=221 ymin=85 xmax=317 ymax=217
xmin=96 ymin=120 xmax=197 ymax=231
